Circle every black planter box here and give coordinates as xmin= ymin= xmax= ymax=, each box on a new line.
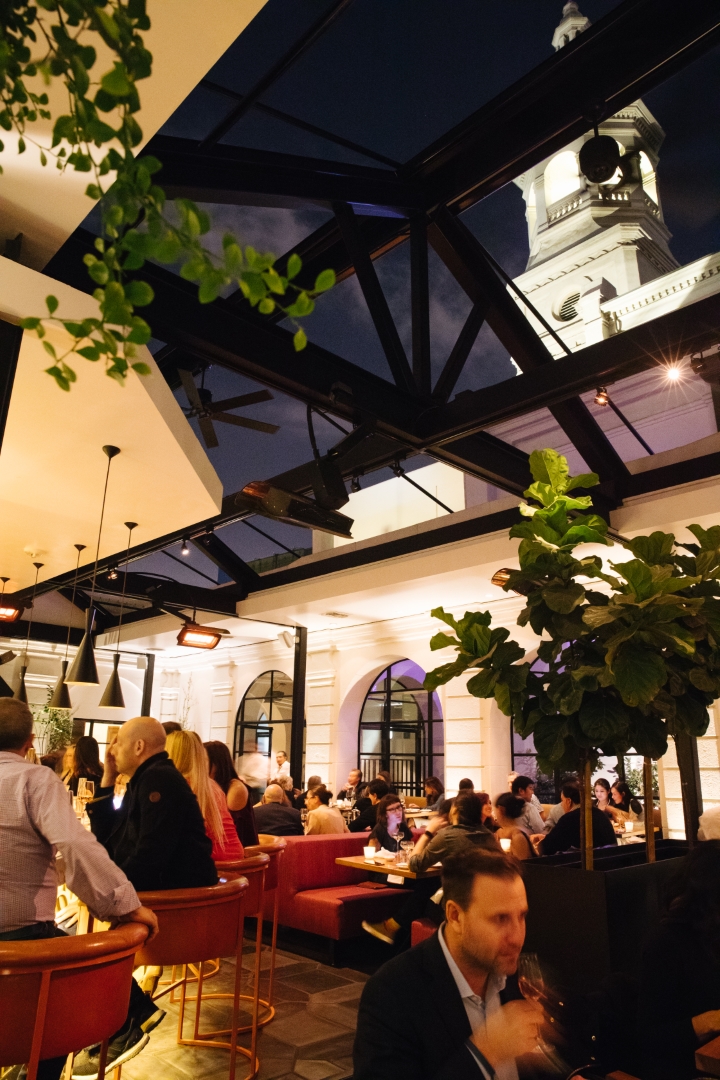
xmin=522 ymin=839 xmax=689 ymax=993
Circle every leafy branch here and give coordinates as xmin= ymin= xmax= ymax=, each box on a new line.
xmin=0 ymin=0 xmax=334 ymax=389
xmin=425 ymin=448 xmax=720 ymax=775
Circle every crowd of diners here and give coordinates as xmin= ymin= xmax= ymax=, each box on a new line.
xmin=3 ymin=699 xmax=720 ymax=1080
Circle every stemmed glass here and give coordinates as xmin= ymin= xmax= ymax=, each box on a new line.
xmin=517 ymin=953 xmax=563 ymax=1072
xmin=399 ymin=840 xmax=414 ymax=866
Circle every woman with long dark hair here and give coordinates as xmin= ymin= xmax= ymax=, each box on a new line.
xmin=368 ymin=794 xmax=413 ymax=853
xmin=640 ymin=841 xmax=720 ymax=1078
xmin=593 ymin=777 xmax=615 ymax=818
xmin=424 ymin=776 xmax=444 ymax=812
xmin=67 ymin=735 xmax=103 ymax=796
xmin=610 ymin=779 xmax=643 ymax=821
xmin=204 ymin=740 xmax=258 ymax=847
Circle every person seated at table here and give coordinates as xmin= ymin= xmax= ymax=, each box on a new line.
xmin=0 ymin=701 xmax=160 ymax=1080
xmin=458 ymin=777 xmax=475 ymax=792
xmin=511 ymin=774 xmax=546 ymax=833
xmin=409 ymin=791 xmax=500 ymax=874
xmin=544 ymin=783 xmax=576 ymax=833
xmin=593 ymin=777 xmax=616 ymax=819
xmin=305 ymin=784 xmax=349 ymax=834
xmin=538 ymin=782 xmax=616 ymax=856
xmin=610 ymin=779 xmax=643 ymax=823
xmin=294 ymin=774 xmax=323 ymax=810
xmin=337 ymin=767 xmax=363 ymax=803
xmin=424 ymin=775 xmax=445 ymax=812
xmin=493 ymin=793 xmax=536 ymax=859
xmin=276 ymin=772 xmax=296 ymax=806
xmin=368 ymin=793 xmax=413 ymax=853
xmin=353 ymin=847 xmax=543 ymax=1080
xmin=166 ymin=730 xmax=243 ymax=863
xmin=640 ymin=840 xmax=720 ymax=1079
xmin=204 ymin=739 xmax=258 ymax=847
xmin=66 ymin=734 xmax=104 ymax=796
xmin=377 ymin=768 xmax=397 ymax=793
xmin=348 ymin=778 xmax=389 ymax=832
xmin=253 ymin=783 xmax=304 ymax=835
xmin=478 ymin=791 xmax=497 ymax=832
xmin=161 ymin=720 xmax=182 ymax=735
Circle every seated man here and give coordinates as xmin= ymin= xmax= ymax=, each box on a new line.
xmin=353 ymin=848 xmax=543 ymax=1080
xmin=348 ymin=778 xmax=389 ymax=832
xmin=253 ymin=783 xmax=303 ymax=835
xmin=539 ymin=782 xmax=616 ymax=856
xmin=410 ymin=791 xmax=499 ymax=874
xmin=0 ymin=700 xmax=159 ymax=1080
xmin=511 ymin=775 xmax=546 ymax=834
xmin=337 ymin=767 xmax=363 ymax=804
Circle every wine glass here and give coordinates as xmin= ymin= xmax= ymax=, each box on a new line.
xmin=517 ymin=954 xmax=563 ymax=1071
xmin=84 ymin=779 xmax=95 ymax=800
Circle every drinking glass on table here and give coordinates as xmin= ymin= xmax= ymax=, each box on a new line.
xmin=399 ymin=840 xmax=414 ymax=866
xmin=517 ymin=953 xmax=563 ymax=1072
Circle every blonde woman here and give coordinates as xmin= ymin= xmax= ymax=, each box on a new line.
xmin=166 ymin=730 xmax=243 ymax=862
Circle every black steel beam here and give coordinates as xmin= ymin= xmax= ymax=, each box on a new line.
xmin=334 ymin=202 xmax=415 ymax=393
xmin=428 ymin=208 xmax=629 ymax=483
xmin=290 ymin=625 xmax=307 ymax=788
xmin=426 ymin=432 xmax=531 ymax=496
xmin=410 ymin=218 xmax=431 ymax=396
xmin=190 ymin=533 xmax=261 ymax=592
xmin=147 ymin=135 xmax=419 ymax=215
xmin=432 ymin=302 xmax=485 ymax=403
xmin=0 ymin=319 xmax=23 ymax=454
xmin=141 ymin=653 xmax=155 ymax=716
xmin=80 ymin=572 xmax=246 ymax=615
xmin=410 ymin=0 xmax=720 ymax=214
xmin=421 ymin=290 xmax=720 ymax=445
xmin=200 ymin=0 xmax=355 ymax=149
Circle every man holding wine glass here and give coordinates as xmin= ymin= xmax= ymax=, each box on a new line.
xmin=354 ymin=847 xmax=575 ymax=1080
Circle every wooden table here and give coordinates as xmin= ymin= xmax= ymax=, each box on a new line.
xmin=335 ymin=855 xmax=441 ymax=880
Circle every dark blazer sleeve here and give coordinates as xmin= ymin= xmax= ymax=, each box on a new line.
xmin=120 ymin=771 xmax=192 ymax=890
xmin=540 ymin=812 xmax=573 ymax=856
xmin=353 ymin=970 xmax=483 ymax=1080
xmin=348 ymin=805 xmax=376 ymax=832
xmin=87 ymin=785 xmax=123 ymax=849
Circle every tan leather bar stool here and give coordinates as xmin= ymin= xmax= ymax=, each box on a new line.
xmin=241 ymin=834 xmax=287 ymax=1026
xmin=136 ymin=875 xmax=253 ymax=1079
xmin=0 ymin=924 xmax=147 ymax=1080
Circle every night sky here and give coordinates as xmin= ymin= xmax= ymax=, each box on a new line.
xmin=131 ymin=0 xmax=720 ymax=579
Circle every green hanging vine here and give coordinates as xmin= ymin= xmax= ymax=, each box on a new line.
xmin=0 ymin=0 xmax=334 ymax=389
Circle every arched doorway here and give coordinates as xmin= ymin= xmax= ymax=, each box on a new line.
xmin=358 ymin=659 xmax=443 ymax=797
xmin=233 ymin=670 xmax=293 ymax=769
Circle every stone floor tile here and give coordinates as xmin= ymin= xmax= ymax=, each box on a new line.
xmin=332 ymin=968 xmax=369 ymax=984
xmin=293 ymin=1060 xmax=346 ymax=1080
xmin=280 ymin=971 xmax=352 ymax=994
xmin=306 ymin=1003 xmax=359 ymax=1030
xmin=308 ymin=981 xmax=363 ymax=1005
xmin=263 ymin=1011 xmax=347 ymax=1048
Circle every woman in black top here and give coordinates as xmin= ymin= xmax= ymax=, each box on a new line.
xmin=610 ymin=780 xmax=643 ymax=820
xmin=368 ymin=794 xmax=413 ymax=852
xmin=67 ymin=736 xmax=103 ymax=796
xmin=204 ymin=740 xmax=259 ymax=847
xmin=640 ymin=841 xmax=720 ymax=1079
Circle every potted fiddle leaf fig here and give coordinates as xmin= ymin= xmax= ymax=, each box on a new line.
xmin=425 ymin=448 xmax=720 ymax=868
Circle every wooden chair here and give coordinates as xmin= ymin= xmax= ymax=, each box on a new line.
xmin=242 ymin=834 xmax=287 ymax=1027
xmin=137 ymin=875 xmax=254 ymax=1079
xmin=0 ymin=923 xmax=147 ymax=1080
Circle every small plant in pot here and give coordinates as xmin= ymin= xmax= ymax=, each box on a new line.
xmin=425 ymin=449 xmax=720 ymax=867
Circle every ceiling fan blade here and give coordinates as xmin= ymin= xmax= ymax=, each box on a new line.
xmin=209 ymin=390 xmax=273 ymax=412
xmin=178 ymin=367 xmax=204 ymax=411
xmin=198 ymin=415 xmax=219 ymax=448
xmin=213 ymin=412 xmax=279 ymax=434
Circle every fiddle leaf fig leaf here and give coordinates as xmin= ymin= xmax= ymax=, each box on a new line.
xmin=429 ymin=632 xmax=458 ymax=652
xmin=578 ymin=695 xmax=629 ymax=741
xmin=625 ymin=531 xmax=676 ymax=566
xmin=612 ymin=645 xmax=666 ymax=708
xmin=541 ymin=582 xmax=585 ymax=613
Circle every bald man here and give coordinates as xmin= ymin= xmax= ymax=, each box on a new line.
xmin=253 ymin=783 xmax=303 ymax=836
xmin=87 ymin=716 xmax=217 ymax=892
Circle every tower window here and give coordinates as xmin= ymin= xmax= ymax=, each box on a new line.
xmin=558 ymin=292 xmax=580 ymax=322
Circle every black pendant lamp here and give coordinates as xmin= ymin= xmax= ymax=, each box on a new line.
xmin=14 ymin=561 xmax=43 ymax=702
xmin=99 ymin=521 xmax=136 ymax=710
xmin=65 ymin=446 xmax=120 ymax=686
xmin=49 ymin=543 xmax=86 ymax=708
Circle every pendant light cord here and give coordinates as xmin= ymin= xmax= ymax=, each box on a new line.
xmin=64 ymin=545 xmax=85 ymax=661
xmin=89 ymin=452 xmax=115 ymax=607
xmin=23 ymin=562 xmax=43 ymax=664
xmin=115 ymin=524 xmax=135 ymax=650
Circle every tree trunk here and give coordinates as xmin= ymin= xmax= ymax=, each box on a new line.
xmin=580 ymin=754 xmax=594 ymax=871
xmin=643 ymin=756 xmax=656 ymax=863
xmin=675 ymin=733 xmax=703 ymax=845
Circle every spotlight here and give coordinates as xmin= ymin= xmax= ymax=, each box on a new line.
xmin=665 ymin=365 xmax=681 ymax=382
xmin=579 ymin=134 xmax=621 ymax=185
xmin=177 ymin=621 xmax=230 ymax=650
xmin=107 ymin=567 xmax=118 ymax=581
xmin=181 ymin=539 xmax=190 ymax=556
xmin=594 ymin=387 xmax=609 ymax=407
xmin=351 ymin=476 xmax=361 ymax=493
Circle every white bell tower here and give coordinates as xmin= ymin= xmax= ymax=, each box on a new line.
xmin=512 ymin=4 xmax=678 ymax=349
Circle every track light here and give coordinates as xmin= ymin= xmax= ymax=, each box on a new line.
xmin=177 ymin=621 xmax=230 ymax=650
xmin=181 ymin=538 xmax=190 ymax=555
xmin=665 ymin=365 xmax=681 ymax=382
xmin=107 ymin=567 xmax=118 ymax=581
xmin=594 ymin=387 xmax=609 ymax=407
xmin=351 ymin=476 xmax=361 ymax=493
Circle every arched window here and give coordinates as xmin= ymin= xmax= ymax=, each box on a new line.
xmin=544 ymin=151 xmax=580 ymax=205
xmin=234 ymin=670 xmax=293 ymax=771
xmin=358 ymin=659 xmax=443 ymax=797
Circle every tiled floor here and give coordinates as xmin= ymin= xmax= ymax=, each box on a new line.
xmin=121 ymin=941 xmax=366 ymax=1080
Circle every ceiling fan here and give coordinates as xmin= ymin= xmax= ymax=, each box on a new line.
xmin=178 ymin=368 xmax=280 ymax=449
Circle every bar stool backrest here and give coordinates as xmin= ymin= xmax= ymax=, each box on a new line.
xmin=136 ymin=876 xmax=249 ymax=968
xmin=0 ymin=924 xmax=147 ymax=1070
xmin=214 ymin=853 xmax=270 ymax=918
xmin=246 ymin=837 xmax=286 ymax=891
